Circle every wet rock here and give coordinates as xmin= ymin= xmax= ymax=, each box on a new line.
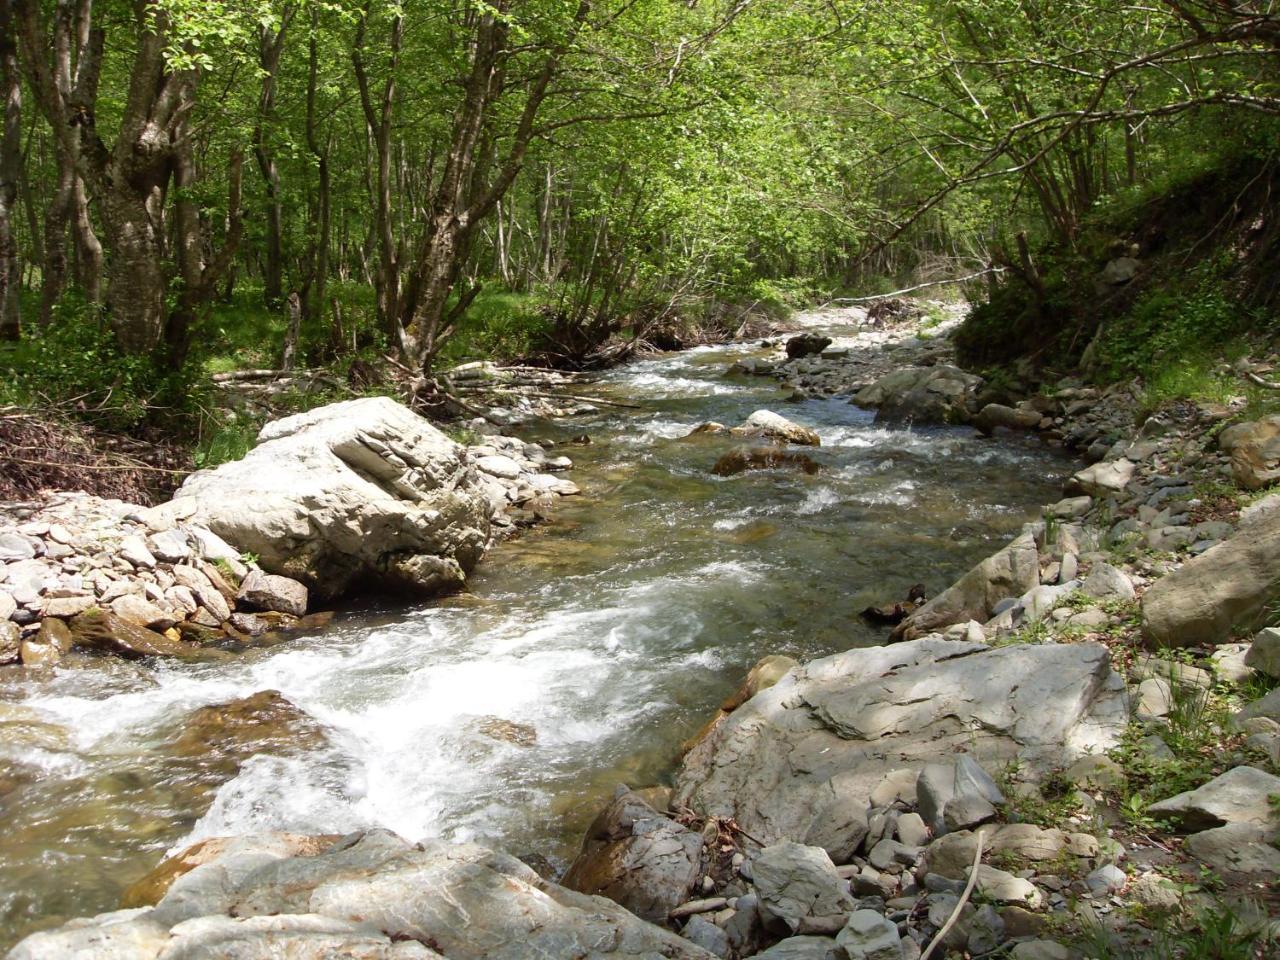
xmin=1148 ymin=766 xmax=1280 ymax=829
xmin=1245 ymin=627 xmax=1280 ymax=678
xmin=895 ymin=531 xmax=1039 ymax=639
xmin=562 ymin=790 xmax=704 ymax=925
xmin=676 ymin=639 xmax=1126 ymax=851
xmin=1218 ymin=415 xmax=1280 ymax=490
xmin=168 ymin=690 xmax=329 ymax=770
xmin=731 ymin=410 xmax=822 ymax=446
xmin=476 ymin=716 xmax=537 ymax=747
xmin=162 ymin=397 xmax=491 ymax=601
xmin=110 ymin=593 xmax=178 ymax=631
xmin=729 ymin=359 xmax=776 ymax=377
xmin=786 ymin=334 xmax=833 ymax=359
xmin=752 ymin=841 xmax=855 ymax=933
xmin=121 ymin=834 xmax=339 ymax=909
xmin=69 ymin=609 xmax=202 ymax=660
xmin=237 ymin=568 xmax=308 ymax=617
xmin=835 ymin=910 xmax=902 ymax=960
xmin=713 ymin=448 xmax=820 ymax=477
xmin=0 ymin=620 xmax=18 ymax=663
xmin=684 ymin=422 xmax=728 ymax=438
xmin=1142 ymin=508 xmax=1280 ymax=646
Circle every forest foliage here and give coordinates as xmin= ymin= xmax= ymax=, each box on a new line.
xmin=1 ymin=0 xmax=1278 ymax=423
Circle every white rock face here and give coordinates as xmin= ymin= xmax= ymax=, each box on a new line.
xmin=168 ymin=397 xmax=492 ymax=600
xmin=675 ymin=638 xmax=1127 ymax=848
xmin=7 ymin=830 xmax=714 ymax=960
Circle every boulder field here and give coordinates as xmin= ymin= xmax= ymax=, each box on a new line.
xmin=0 ymin=396 xmax=579 ymax=667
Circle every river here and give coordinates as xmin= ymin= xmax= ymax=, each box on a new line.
xmin=0 ymin=307 xmax=1070 ymax=948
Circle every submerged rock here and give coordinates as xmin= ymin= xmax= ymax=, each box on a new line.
xmin=161 ymin=397 xmax=491 ymax=601
xmin=69 ymin=609 xmax=206 ymax=660
xmin=713 ymin=448 xmax=820 ymax=477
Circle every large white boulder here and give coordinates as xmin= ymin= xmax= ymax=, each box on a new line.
xmin=165 ymin=398 xmax=491 ymax=600
xmin=8 ymin=830 xmax=714 ymax=960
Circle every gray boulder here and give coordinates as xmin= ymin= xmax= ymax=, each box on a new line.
xmin=1219 ymin=415 xmax=1280 ymax=490
xmin=917 ymin=755 xmax=1005 ymax=836
xmin=894 ymin=531 xmax=1039 ymax=639
xmin=9 ymin=830 xmax=714 ymax=960
xmin=561 ymin=790 xmax=705 ymax=925
xmin=1147 ymin=766 xmax=1280 ymax=830
xmin=1065 ymin=459 xmax=1135 ymax=497
xmin=675 ymin=639 xmax=1126 ymax=850
xmin=1184 ymin=823 xmax=1280 ymax=878
xmin=854 ymin=365 xmax=982 ymax=425
xmin=752 ymin=842 xmax=855 ymax=934
xmin=1245 ymin=627 xmax=1280 ymax=679
xmin=835 ymin=910 xmax=903 ymax=960
xmin=1142 ymin=506 xmax=1280 ymax=647
xmin=164 ymin=397 xmax=491 ymax=600
xmin=754 ymin=936 xmax=844 ymax=960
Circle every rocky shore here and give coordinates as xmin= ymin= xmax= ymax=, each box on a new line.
xmin=0 ymin=396 xmax=579 ymax=670
xmin=6 ymin=305 xmax=1280 ymax=959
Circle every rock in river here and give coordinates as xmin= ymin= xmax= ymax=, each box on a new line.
xmin=10 ymin=830 xmax=715 ymax=959
xmin=159 ymin=397 xmax=492 ymax=601
xmin=713 ymin=448 xmax=820 ymax=477
xmin=562 ymin=789 xmax=705 ymax=925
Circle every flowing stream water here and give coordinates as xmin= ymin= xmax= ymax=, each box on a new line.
xmin=0 ymin=308 xmax=1072 ymax=948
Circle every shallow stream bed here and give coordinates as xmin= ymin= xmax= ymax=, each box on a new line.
xmin=0 ymin=309 xmax=1072 ymax=948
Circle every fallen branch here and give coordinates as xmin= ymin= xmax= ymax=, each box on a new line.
xmin=826 ymin=268 xmax=1005 ymax=305
xmin=1247 ymin=371 xmax=1280 ymax=390
xmin=669 ymin=897 xmax=729 ymax=920
xmin=919 ymin=828 xmax=987 ymax=960
xmin=455 ymin=387 xmax=643 ymax=410
xmin=0 ymin=454 xmax=183 ymax=474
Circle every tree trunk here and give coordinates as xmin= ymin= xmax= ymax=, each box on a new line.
xmin=0 ymin=6 xmax=20 ymax=340
xmin=253 ymin=11 xmax=293 ymax=309
xmin=281 ymin=291 xmax=301 ymax=370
